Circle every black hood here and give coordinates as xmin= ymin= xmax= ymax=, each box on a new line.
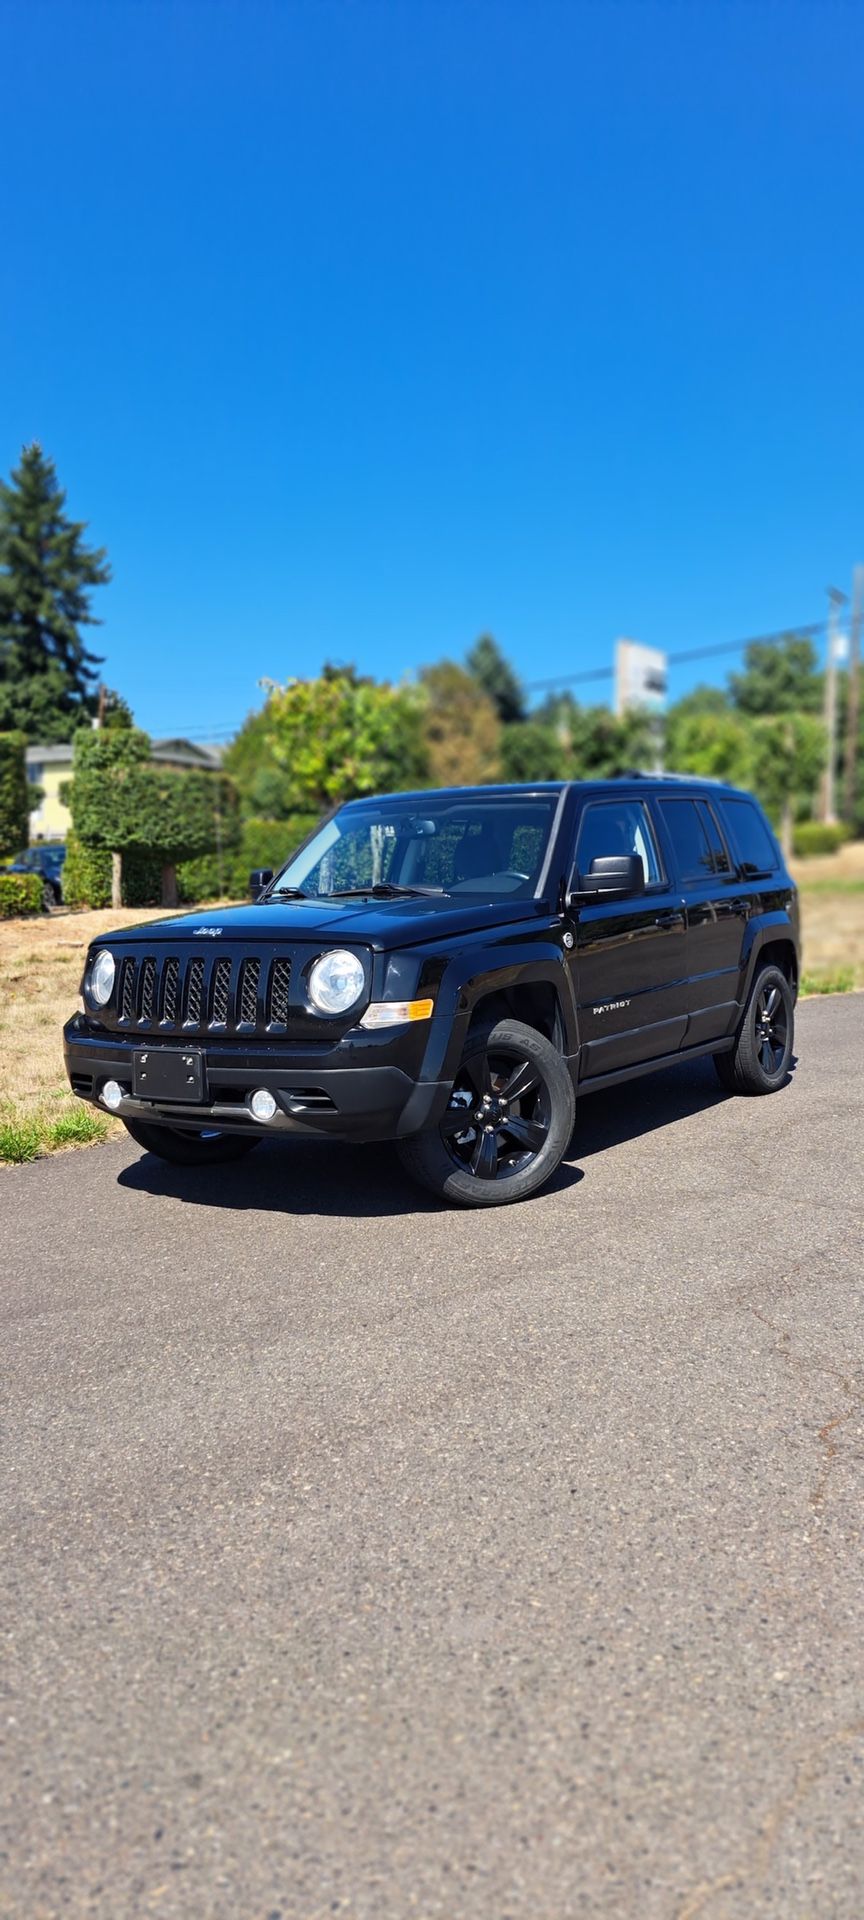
xmin=101 ymin=894 xmax=550 ymax=952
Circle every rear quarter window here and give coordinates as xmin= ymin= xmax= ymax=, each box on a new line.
xmin=718 ymin=799 xmax=779 ymax=875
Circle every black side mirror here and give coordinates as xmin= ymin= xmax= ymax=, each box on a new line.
xmin=249 ymin=868 xmax=274 ymax=900
xmin=569 ymin=854 xmax=646 ymax=906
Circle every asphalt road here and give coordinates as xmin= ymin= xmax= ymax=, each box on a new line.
xmin=2 ymin=995 xmax=863 ymax=1920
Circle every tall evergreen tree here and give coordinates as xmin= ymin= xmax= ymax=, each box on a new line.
xmin=0 ymin=444 xmax=110 ymax=742
xmin=466 ymin=634 xmax=526 ymax=725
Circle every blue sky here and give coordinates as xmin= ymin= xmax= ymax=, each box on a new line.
xmin=2 ymin=0 xmax=862 ymax=739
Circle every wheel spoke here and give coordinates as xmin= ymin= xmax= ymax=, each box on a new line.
xmin=765 ymin=986 xmax=781 ymax=1017
xmin=500 ymin=1059 xmax=540 ymax=1104
xmin=440 ymin=1107 xmax=472 ymax=1137
xmin=471 ymin=1129 xmax=499 ymax=1179
xmin=500 ymin=1114 xmax=546 ymax=1153
xmin=759 ymin=1037 xmax=774 ymax=1072
xmin=463 ymin=1053 xmax=492 ymax=1099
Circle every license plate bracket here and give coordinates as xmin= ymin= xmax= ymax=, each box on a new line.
xmin=132 ymin=1048 xmax=206 ymax=1103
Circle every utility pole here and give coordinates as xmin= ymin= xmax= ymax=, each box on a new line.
xmin=821 ymin=587 xmax=847 ymax=824
xmin=843 ymin=566 xmax=863 ymax=826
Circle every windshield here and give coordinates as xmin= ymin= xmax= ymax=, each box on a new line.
xmin=271 ymin=795 xmax=561 ymax=900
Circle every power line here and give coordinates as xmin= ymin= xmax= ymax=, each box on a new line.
xmin=524 ymin=619 xmax=827 ymax=693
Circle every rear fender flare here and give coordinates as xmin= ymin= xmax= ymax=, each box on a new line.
xmin=740 ymin=910 xmax=799 ymax=1002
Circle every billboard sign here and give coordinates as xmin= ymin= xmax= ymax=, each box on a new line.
xmin=615 ymin=638 xmax=668 ymax=717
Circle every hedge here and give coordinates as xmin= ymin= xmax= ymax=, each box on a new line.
xmin=68 ymin=727 xmax=241 ymax=860
xmin=0 ymin=872 xmax=44 ymax=918
xmin=792 ymin=822 xmax=851 ymax=859
xmin=0 ymin=732 xmax=30 ymax=860
xmin=62 ymin=831 xmax=164 ymax=910
xmin=62 ymin=815 xmax=321 ymax=909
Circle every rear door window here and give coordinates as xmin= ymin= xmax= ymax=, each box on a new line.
xmin=717 ymin=799 xmax=779 ymax=875
xmin=698 ymin=801 xmax=732 ymax=874
xmin=658 ymin=799 xmax=718 ymax=883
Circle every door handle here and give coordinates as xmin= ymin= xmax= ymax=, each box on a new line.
xmin=654 ymin=911 xmax=684 ymax=929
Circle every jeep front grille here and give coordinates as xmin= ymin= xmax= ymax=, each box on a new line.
xmin=109 ymin=948 xmax=297 ymax=1038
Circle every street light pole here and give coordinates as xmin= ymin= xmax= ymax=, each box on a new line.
xmin=822 ymin=587 xmax=847 ymax=825
xmin=843 ymin=566 xmax=863 ymax=827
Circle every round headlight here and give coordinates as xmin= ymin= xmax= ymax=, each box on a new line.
xmin=89 ymin=949 xmax=116 ymax=1007
xmin=308 ymin=948 xmax=366 ymax=1016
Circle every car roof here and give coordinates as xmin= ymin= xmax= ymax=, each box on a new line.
xmin=341 ymin=776 xmax=755 ymax=807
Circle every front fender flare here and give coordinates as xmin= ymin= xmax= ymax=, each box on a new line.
xmin=419 ymin=942 xmax=577 ymax=1087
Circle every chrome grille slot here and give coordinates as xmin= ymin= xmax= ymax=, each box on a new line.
xmin=184 ymin=956 xmax=205 ymax=1025
xmin=238 ymin=957 xmax=260 ymax=1025
xmin=160 ymin=956 xmax=180 ymax=1024
xmin=119 ymin=956 xmax=137 ymax=1022
xmin=210 ymin=956 xmax=232 ymax=1025
xmin=268 ymin=957 xmax=291 ymax=1026
xmin=139 ymin=957 xmax=156 ymax=1023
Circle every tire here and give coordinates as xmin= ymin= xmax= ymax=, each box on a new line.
xmin=42 ymin=880 xmax=56 ymax=912
xmin=397 ymin=1017 xmax=576 ymax=1209
xmin=121 ymin=1116 xmax=262 ymax=1165
xmin=713 ymin=964 xmax=794 ymax=1095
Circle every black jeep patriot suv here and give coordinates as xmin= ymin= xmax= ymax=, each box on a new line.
xmin=64 ymin=778 xmax=799 ymax=1208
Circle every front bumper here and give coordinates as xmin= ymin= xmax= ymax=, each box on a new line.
xmin=63 ymin=1017 xmax=452 ymax=1142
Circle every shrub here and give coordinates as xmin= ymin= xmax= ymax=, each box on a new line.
xmin=792 ymin=822 xmax=851 ymax=858
xmin=178 ymin=813 xmax=319 ymax=902
xmin=0 ymin=732 xmax=30 ymax=859
xmin=0 ymin=872 xmax=44 ymax=918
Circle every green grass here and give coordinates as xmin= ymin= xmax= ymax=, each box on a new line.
xmin=0 ymin=1116 xmax=43 ymax=1163
xmin=800 ymin=968 xmax=857 ymax=996
xmin=0 ymin=1096 xmax=110 ymax=1164
xmin=45 ymin=1106 xmax=109 ymax=1151
xmin=796 ymin=878 xmax=864 ymax=896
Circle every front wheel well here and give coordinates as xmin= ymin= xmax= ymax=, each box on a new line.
xmin=467 ymin=981 xmax=565 ymax=1051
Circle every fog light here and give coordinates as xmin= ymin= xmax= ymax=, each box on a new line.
xmin=250 ymin=1087 xmax=278 ymax=1122
xmin=102 ymin=1079 xmax=124 ymax=1111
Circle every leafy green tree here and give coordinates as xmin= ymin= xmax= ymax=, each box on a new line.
xmin=0 ymin=445 xmax=110 ymax=742
xmin=466 ymin=635 xmax=526 ymax=725
xmin=419 ymin=661 xmax=501 ymax=786
xmin=262 ymin=665 xmax=429 ymax=811
xmin=729 ymin=635 xmax=821 ymax=715
xmin=748 ymin=714 xmax=826 ymax=856
xmin=664 ymin=706 xmax=754 ymax=785
xmin=0 ymin=732 xmax=30 ymax=858
xmin=500 ymin=720 xmax=568 ymax=782
xmin=223 ymin=703 xmax=298 ymax=818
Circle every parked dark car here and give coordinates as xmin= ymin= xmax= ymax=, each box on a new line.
xmin=3 ymin=843 xmax=66 ymax=909
xmin=63 ymin=779 xmax=799 ymax=1207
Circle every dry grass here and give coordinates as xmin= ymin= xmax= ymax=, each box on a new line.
xmin=791 ymin=838 xmax=864 ymax=990
xmin=0 ymin=907 xmax=169 ymax=1163
xmin=1 ymin=863 xmax=862 ymax=1163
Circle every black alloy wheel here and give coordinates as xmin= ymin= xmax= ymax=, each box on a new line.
xmin=753 ymin=980 xmax=789 ymax=1076
xmin=714 ymin=962 xmax=794 ymax=1095
xmin=440 ymin=1044 xmax=552 ymax=1181
xmin=397 ymin=1017 xmax=576 ymax=1208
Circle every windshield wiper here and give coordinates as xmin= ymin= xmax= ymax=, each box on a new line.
xmin=266 ymin=885 xmax=309 ymax=899
xmin=326 ymin=882 xmax=435 ymax=899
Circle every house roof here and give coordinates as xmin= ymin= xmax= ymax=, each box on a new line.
xmin=24 ymin=737 xmax=224 ymax=768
